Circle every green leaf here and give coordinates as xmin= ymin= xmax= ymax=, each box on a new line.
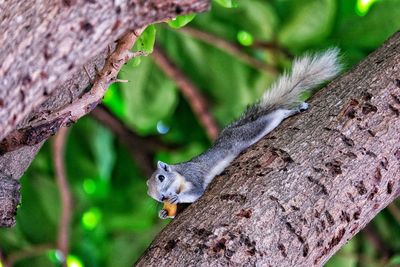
xmin=103 ymin=83 xmax=126 ymax=119
xmin=130 ymin=25 xmax=156 ymax=66
xmin=90 ymin=121 xmax=115 ymax=181
xmin=388 ymin=255 xmax=400 ymax=266
xmin=168 ymin=14 xmax=196 ymax=29
xmin=355 ymin=0 xmax=379 ymax=16
xmin=119 ymin=56 xmax=178 ymax=134
xmin=278 ymin=0 xmax=337 ymax=50
xmin=239 ymin=1 xmax=278 ymax=41
xmin=213 ymin=0 xmax=238 ymax=8
xmin=237 ymin=30 xmax=254 ymax=46
xmin=335 ymin=0 xmax=400 ymax=48
xmin=17 ymin=175 xmax=59 ymax=244
xmin=133 ymin=25 xmax=156 ymax=53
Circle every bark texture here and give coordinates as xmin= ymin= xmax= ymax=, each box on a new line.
xmin=0 ymin=175 xmax=20 ymax=227
xmin=0 ymin=0 xmax=209 ymax=141
xmin=0 ymin=0 xmax=210 ymax=227
xmin=136 ymin=32 xmax=400 ymax=266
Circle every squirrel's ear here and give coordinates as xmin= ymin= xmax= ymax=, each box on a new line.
xmin=157 ymin=161 xmax=171 ymax=172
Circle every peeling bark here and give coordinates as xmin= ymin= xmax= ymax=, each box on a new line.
xmin=136 ymin=32 xmax=400 ymax=266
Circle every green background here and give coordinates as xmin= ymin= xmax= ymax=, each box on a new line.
xmin=1 ymin=0 xmax=399 ymax=266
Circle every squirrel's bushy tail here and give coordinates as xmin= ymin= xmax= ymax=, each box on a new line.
xmin=260 ymin=48 xmax=341 ymax=110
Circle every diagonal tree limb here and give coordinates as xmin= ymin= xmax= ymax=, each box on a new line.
xmin=0 ymin=29 xmax=146 ymax=154
xmin=136 ymin=32 xmax=400 ymax=266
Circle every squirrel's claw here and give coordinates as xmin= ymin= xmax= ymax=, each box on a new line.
xmin=168 ymin=194 xmax=179 ymax=204
xmin=158 ymin=209 xmax=169 ymax=219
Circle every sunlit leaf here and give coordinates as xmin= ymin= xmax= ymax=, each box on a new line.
xmin=355 ymin=0 xmax=379 ymax=16
xmin=168 ymin=14 xmax=196 ymax=29
xmin=67 ymin=255 xmax=84 ymax=267
xmin=82 ymin=208 xmax=102 ymax=230
xmin=130 ymin=25 xmax=156 ymax=66
xmin=237 ymin=30 xmax=254 ymax=46
xmin=336 ymin=0 xmax=400 ymax=48
xmin=213 ymin=0 xmax=238 ymax=8
xmin=133 ymin=25 xmax=156 ymax=53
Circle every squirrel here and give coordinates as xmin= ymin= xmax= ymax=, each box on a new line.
xmin=146 ymin=48 xmax=341 ymax=219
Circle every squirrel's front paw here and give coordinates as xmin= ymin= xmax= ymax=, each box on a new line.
xmin=158 ymin=209 xmax=169 ymax=219
xmin=168 ymin=194 xmax=179 ymax=204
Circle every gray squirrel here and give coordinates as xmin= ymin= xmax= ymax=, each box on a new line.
xmin=147 ymin=48 xmax=341 ymax=219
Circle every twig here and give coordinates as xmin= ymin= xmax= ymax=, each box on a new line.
xmin=178 ymin=27 xmax=278 ymax=75
xmin=0 ymin=28 xmax=147 ymax=155
xmin=251 ymin=40 xmax=293 ymax=59
xmin=115 ymin=79 xmax=129 ymax=83
xmin=387 ymin=202 xmax=400 ymax=225
xmin=7 ymin=244 xmax=54 ymax=266
xmin=52 ymin=127 xmax=71 ymax=266
xmin=91 ymin=105 xmax=174 ymax=176
xmin=152 ymin=46 xmax=220 ymax=141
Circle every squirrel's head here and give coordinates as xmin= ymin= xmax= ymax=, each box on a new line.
xmin=147 ymin=161 xmax=182 ymax=203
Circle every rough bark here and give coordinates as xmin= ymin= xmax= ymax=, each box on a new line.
xmin=0 ymin=0 xmax=210 ymax=227
xmin=0 ymin=0 xmax=209 ymax=141
xmin=136 ymin=32 xmax=400 ymax=266
xmin=0 ymin=175 xmax=20 ymax=227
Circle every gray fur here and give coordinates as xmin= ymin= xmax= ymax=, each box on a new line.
xmin=147 ymin=49 xmax=341 ymax=218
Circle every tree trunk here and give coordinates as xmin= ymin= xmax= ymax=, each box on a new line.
xmin=0 ymin=0 xmax=210 ymax=227
xmin=136 ymin=32 xmax=400 ymax=266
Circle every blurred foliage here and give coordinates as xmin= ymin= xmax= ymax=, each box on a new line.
xmin=1 ymin=0 xmax=400 ymax=266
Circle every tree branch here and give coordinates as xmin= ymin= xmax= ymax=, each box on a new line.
xmin=178 ymin=26 xmax=278 ymax=74
xmin=136 ymin=32 xmax=400 ymax=266
xmin=6 ymin=244 xmax=54 ymax=266
xmin=52 ymin=128 xmax=72 ymax=265
xmin=0 ymin=29 xmax=147 ymax=155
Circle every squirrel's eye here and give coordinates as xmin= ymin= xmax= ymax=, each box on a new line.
xmin=157 ymin=175 xmax=165 ymax=182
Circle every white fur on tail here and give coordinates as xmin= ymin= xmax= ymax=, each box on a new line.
xmin=260 ymin=48 xmax=341 ymax=109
